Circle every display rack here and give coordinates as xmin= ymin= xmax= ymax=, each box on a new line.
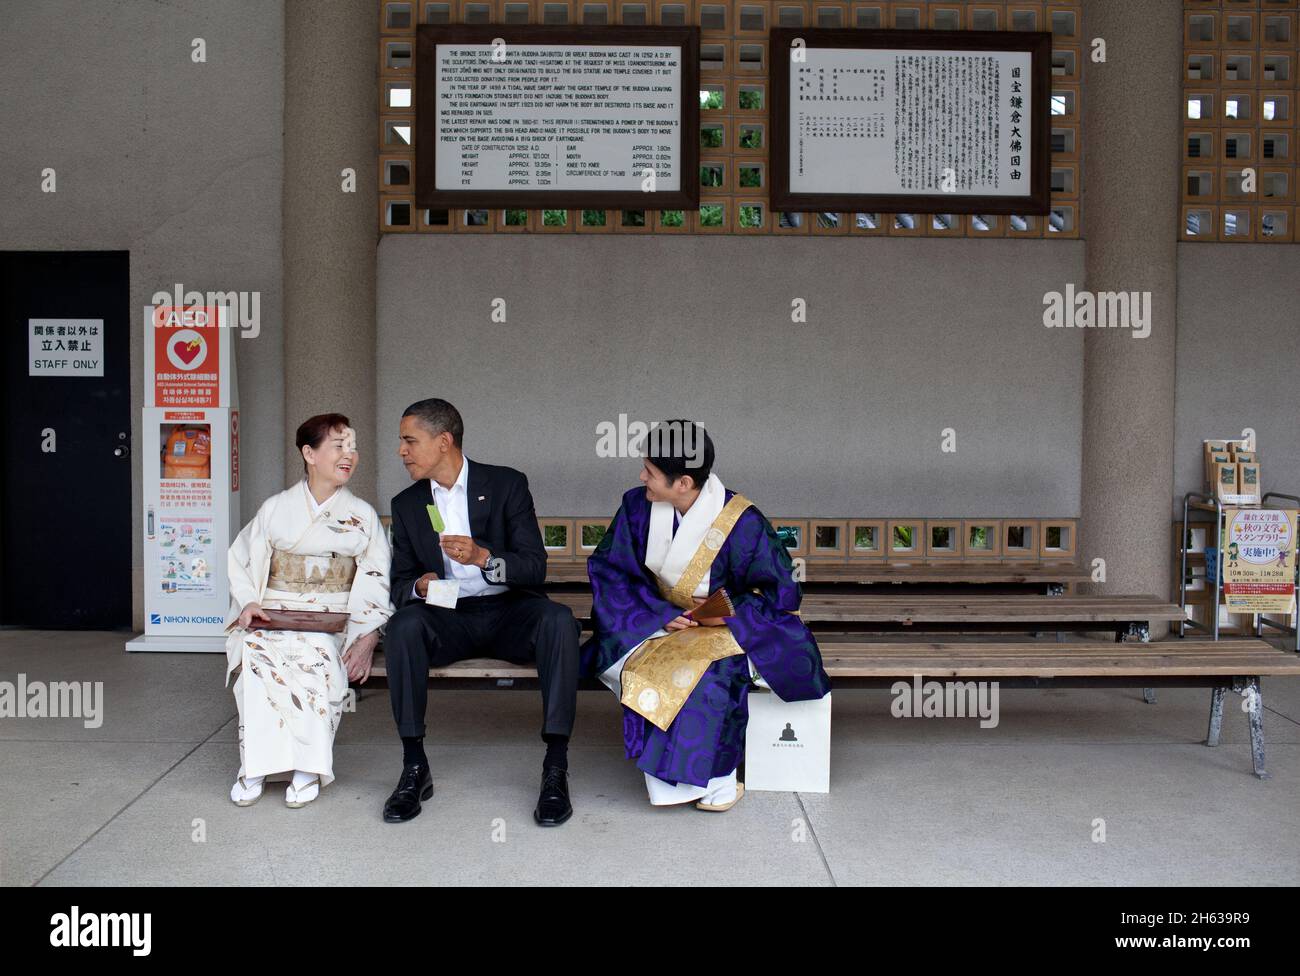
xmin=1179 ymin=489 xmax=1300 ymax=652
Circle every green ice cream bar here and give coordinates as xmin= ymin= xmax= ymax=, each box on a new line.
xmin=426 ymin=503 xmax=445 ymax=534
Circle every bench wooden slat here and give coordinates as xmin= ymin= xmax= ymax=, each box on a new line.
xmin=544 ymin=592 xmax=1184 ymax=624
xmin=820 ymin=641 xmax=1300 ymax=677
xmin=821 ymin=658 xmax=1300 ymax=677
xmin=369 ymin=639 xmax=1300 ymax=681
xmin=812 ymin=639 xmax=1263 ymax=654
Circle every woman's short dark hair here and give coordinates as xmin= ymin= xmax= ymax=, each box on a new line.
xmin=402 ymin=398 xmax=463 ymax=448
xmin=644 ymin=419 xmax=714 ymax=490
xmin=296 ymin=413 xmax=351 ymax=474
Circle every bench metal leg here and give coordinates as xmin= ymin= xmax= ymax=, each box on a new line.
xmin=1112 ymin=626 xmax=1154 ymax=701
xmin=1244 ymin=677 xmax=1269 ymax=780
xmin=1115 ymin=623 xmax=1155 ymax=703
xmin=1205 ymin=685 xmax=1225 ymax=746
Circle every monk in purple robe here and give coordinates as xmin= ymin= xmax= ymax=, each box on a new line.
xmin=580 ymin=421 xmax=831 ymax=809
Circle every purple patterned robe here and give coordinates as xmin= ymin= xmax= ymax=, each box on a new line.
xmin=581 ymin=486 xmax=831 ymax=787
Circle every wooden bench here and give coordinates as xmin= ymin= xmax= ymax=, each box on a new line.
xmin=821 ymin=638 xmax=1300 ymax=779
xmin=371 ymin=518 xmax=1293 ymax=778
xmin=365 ymin=637 xmax=1300 ymax=779
xmin=542 ymin=592 xmax=1183 ymax=642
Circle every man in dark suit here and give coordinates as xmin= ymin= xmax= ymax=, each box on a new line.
xmin=382 ymin=398 xmax=579 ymax=826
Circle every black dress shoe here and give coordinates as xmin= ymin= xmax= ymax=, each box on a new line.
xmin=383 ymin=763 xmax=433 ymax=823
xmin=534 ymin=765 xmax=573 ymax=826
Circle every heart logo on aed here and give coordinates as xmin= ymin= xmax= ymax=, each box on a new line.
xmin=166 ymin=329 xmax=207 ymax=370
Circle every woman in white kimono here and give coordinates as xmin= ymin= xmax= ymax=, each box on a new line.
xmin=225 ymin=413 xmax=392 ymax=808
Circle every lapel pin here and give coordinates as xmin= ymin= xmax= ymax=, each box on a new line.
xmin=478 ymin=495 xmax=485 ymax=501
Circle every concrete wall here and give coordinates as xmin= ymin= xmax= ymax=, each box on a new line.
xmin=1175 ymin=243 xmax=1300 ymax=516
xmin=377 ymin=235 xmax=1087 ymax=518
xmin=0 ymin=1 xmax=286 ymax=628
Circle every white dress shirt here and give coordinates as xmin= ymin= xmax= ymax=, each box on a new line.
xmin=413 ymin=457 xmax=507 ymax=602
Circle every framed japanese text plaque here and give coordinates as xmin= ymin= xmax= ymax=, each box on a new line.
xmin=770 ymin=30 xmax=1052 ymax=215
xmin=416 ymin=25 xmax=700 ymax=210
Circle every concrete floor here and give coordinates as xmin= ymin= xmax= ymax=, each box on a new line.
xmin=2 ymin=629 xmax=1298 ymax=886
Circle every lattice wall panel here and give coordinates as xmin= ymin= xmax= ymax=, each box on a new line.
xmin=1182 ymin=0 xmax=1300 ymax=242
xmin=380 ymin=0 xmax=1084 ymax=237
xmin=377 ymin=514 xmax=1080 ymax=564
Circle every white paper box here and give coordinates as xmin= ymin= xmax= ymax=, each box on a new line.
xmin=745 ymin=691 xmax=831 ymax=793
xmin=425 ymin=579 xmax=460 ymax=608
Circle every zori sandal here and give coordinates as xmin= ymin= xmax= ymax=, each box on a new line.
xmin=230 ymin=775 xmax=264 ymax=807
xmin=284 ymin=777 xmax=320 ymax=809
xmin=696 ymin=782 xmax=744 ymax=812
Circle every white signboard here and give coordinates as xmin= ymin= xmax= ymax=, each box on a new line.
xmin=790 ymin=48 xmax=1032 ymax=197
xmin=28 ymin=318 xmax=104 ymax=376
xmin=433 ymin=43 xmax=683 ymax=192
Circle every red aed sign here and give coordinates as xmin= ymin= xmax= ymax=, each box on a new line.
xmin=152 ymin=306 xmax=221 ymax=407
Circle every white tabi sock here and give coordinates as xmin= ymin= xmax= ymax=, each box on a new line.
xmin=701 ymin=769 xmax=738 ymax=805
xmin=230 ymin=774 xmax=264 ymax=803
xmin=288 ymin=769 xmax=319 ymax=803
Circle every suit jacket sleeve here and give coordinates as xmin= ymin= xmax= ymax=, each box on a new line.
xmin=486 ymin=471 xmax=547 ymax=587
xmin=389 ymin=501 xmax=424 ymax=610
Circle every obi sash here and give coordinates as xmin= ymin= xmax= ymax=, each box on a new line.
xmin=266 ymin=549 xmax=357 ymax=595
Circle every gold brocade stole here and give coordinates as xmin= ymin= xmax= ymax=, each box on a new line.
xmin=266 ymin=549 xmax=357 ymax=594
xmin=620 ymin=493 xmax=752 ymax=731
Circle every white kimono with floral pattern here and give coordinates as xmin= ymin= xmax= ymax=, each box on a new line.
xmin=224 ymin=481 xmax=391 ymax=787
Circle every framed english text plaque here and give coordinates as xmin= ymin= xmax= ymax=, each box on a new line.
xmin=416 ymin=25 xmax=700 ymax=210
xmin=770 ymin=29 xmax=1052 ymax=215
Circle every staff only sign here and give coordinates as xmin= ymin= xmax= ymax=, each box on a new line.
xmin=28 ymin=318 xmax=105 ymax=375
xmin=128 ymin=305 xmax=240 ymax=652
xmin=1220 ymin=508 xmax=1298 ymax=614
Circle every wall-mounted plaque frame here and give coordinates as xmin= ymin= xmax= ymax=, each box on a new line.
xmin=416 ymin=25 xmax=700 ymax=210
xmin=770 ymin=29 xmax=1052 ymax=215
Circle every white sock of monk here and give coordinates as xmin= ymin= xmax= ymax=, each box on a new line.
xmin=703 ymin=770 xmax=737 ymax=805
